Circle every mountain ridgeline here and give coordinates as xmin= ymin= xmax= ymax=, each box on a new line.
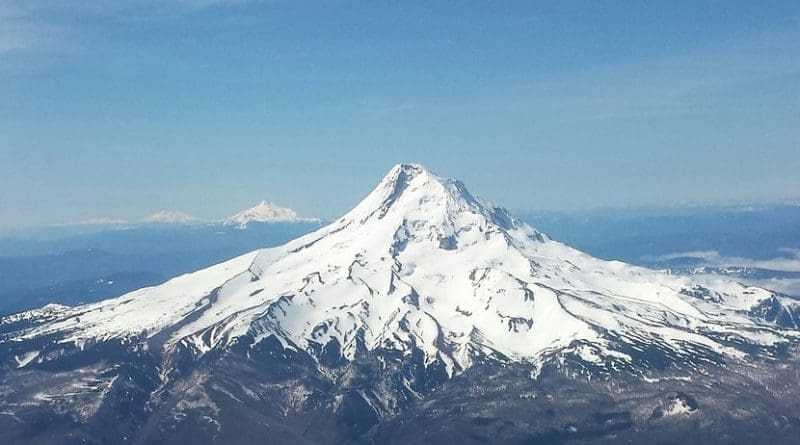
xmin=1 ymin=164 xmax=799 ymax=444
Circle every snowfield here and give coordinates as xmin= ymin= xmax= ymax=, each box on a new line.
xmin=2 ymin=164 xmax=798 ymax=378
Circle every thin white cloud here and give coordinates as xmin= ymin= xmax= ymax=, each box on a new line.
xmin=0 ymin=1 xmax=63 ymax=55
xmin=653 ymin=248 xmax=800 ymax=273
xmin=358 ymin=25 xmax=800 ymax=127
xmin=739 ymin=278 xmax=800 ymax=298
xmin=0 ymin=0 xmax=268 ymax=57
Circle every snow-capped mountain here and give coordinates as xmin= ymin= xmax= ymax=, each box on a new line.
xmin=224 ymin=200 xmax=316 ymax=228
xmin=144 ymin=210 xmax=197 ymax=224
xmin=2 ymin=164 xmax=799 ymax=444
xmin=6 ymin=164 xmax=794 ymax=371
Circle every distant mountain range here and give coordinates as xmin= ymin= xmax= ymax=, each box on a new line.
xmin=2 ymin=165 xmax=798 ymax=444
xmin=0 ymin=202 xmax=322 ymax=316
xmin=50 ymin=201 xmax=317 ymax=229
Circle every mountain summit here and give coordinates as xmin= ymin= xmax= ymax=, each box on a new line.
xmin=224 ymin=200 xmax=314 ymax=228
xmin=2 ymin=164 xmax=799 ymax=444
xmin=144 ymin=210 xmax=196 ymax=224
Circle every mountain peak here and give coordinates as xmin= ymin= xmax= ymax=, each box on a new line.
xmin=4 ymin=164 xmax=796 ymax=393
xmin=224 ymin=200 xmax=314 ymax=228
xmin=342 ymin=163 xmax=522 ymax=237
xmin=370 ymin=163 xmax=436 ymax=202
xmin=385 ymin=162 xmax=428 ymax=181
xmin=3 ymin=165 xmax=800 ymax=444
xmin=253 ymin=200 xmax=293 ymax=214
xmin=144 ymin=210 xmax=196 ymax=224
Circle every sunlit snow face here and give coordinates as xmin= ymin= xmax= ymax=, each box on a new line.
xmin=4 ymin=165 xmax=796 ymax=381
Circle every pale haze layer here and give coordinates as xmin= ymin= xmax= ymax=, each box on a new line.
xmin=0 ymin=1 xmax=798 ymax=229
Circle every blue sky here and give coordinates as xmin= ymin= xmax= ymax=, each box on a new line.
xmin=0 ymin=1 xmax=798 ymax=229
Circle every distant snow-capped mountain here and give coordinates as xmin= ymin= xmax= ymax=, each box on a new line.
xmin=224 ymin=200 xmax=316 ymax=228
xmin=2 ymin=164 xmax=799 ymax=444
xmin=144 ymin=210 xmax=197 ymax=224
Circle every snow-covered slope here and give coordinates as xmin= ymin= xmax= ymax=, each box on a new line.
xmin=223 ymin=201 xmax=315 ymax=228
xmin=2 ymin=164 xmax=797 ymax=378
